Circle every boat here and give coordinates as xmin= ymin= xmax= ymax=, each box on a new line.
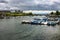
xmin=21 ymin=20 xmax=31 ymax=24
xmin=21 ymin=16 xmax=48 ymax=25
xmin=55 ymin=18 xmax=60 ymax=24
xmin=41 ymin=21 xmax=48 ymax=25
xmin=21 ymin=16 xmax=60 ymax=26
xmin=48 ymin=18 xmax=60 ymax=25
xmin=47 ymin=21 xmax=56 ymax=26
xmin=41 ymin=18 xmax=48 ymax=25
xmin=31 ymin=19 xmax=42 ymax=25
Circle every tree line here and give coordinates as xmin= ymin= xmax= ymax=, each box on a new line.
xmin=50 ymin=10 xmax=60 ymax=15
xmin=0 ymin=10 xmax=33 ymax=16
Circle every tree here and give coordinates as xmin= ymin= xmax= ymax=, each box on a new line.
xmin=50 ymin=12 xmax=54 ymax=15
xmin=28 ymin=12 xmax=33 ymax=15
xmin=55 ymin=10 xmax=60 ymax=15
xmin=56 ymin=10 xmax=59 ymax=13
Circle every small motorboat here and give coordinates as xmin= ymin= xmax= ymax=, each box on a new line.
xmin=47 ymin=21 xmax=56 ymax=26
xmin=31 ymin=20 xmax=42 ymax=25
xmin=48 ymin=18 xmax=60 ymax=25
xmin=21 ymin=16 xmax=48 ymax=25
xmin=41 ymin=18 xmax=48 ymax=25
xmin=41 ymin=21 xmax=48 ymax=25
xmin=21 ymin=20 xmax=31 ymax=24
xmin=30 ymin=18 xmax=42 ymax=25
xmin=55 ymin=18 xmax=60 ymax=24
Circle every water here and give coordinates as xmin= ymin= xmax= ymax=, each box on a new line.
xmin=0 ymin=16 xmax=60 ymax=40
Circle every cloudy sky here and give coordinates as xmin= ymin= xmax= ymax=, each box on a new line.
xmin=0 ymin=0 xmax=60 ymax=10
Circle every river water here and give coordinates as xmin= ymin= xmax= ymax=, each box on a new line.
xmin=0 ymin=16 xmax=60 ymax=40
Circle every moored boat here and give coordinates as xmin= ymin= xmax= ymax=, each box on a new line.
xmin=21 ymin=20 xmax=31 ymax=24
xmin=21 ymin=16 xmax=48 ymax=25
xmin=47 ymin=21 xmax=56 ymax=26
xmin=41 ymin=21 xmax=48 ymax=25
xmin=21 ymin=16 xmax=60 ymax=25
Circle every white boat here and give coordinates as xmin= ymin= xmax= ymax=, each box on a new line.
xmin=41 ymin=21 xmax=48 ymax=25
xmin=21 ymin=16 xmax=48 ymax=25
xmin=22 ymin=20 xmax=31 ymax=24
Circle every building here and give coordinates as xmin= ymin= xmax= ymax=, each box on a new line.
xmin=0 ymin=10 xmax=11 ymax=18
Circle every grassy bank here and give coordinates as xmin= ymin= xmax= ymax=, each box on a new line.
xmin=0 ymin=11 xmax=34 ymax=16
xmin=6 ymin=13 xmax=34 ymax=16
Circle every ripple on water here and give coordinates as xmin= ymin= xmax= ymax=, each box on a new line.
xmin=0 ymin=17 xmax=60 ymax=40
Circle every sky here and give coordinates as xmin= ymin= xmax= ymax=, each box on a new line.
xmin=0 ymin=0 xmax=60 ymax=10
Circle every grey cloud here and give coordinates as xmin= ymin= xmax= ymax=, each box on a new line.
xmin=0 ymin=0 xmax=60 ymax=10
xmin=0 ymin=0 xmax=8 ymax=3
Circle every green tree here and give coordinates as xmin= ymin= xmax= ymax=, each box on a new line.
xmin=50 ymin=12 xmax=54 ymax=15
xmin=28 ymin=12 xmax=32 ymax=15
xmin=55 ymin=10 xmax=60 ymax=15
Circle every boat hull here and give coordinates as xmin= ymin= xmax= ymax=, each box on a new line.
xmin=47 ymin=22 xmax=56 ymax=26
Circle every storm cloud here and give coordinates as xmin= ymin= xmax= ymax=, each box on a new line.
xmin=0 ymin=0 xmax=60 ymax=10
